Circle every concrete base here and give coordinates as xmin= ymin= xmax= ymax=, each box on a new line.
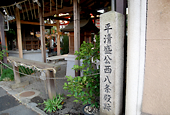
xmin=65 ymin=55 xmax=76 ymax=77
xmin=65 ymin=54 xmax=83 ymax=77
xmin=8 ymin=50 xmax=48 ymax=62
xmin=11 ymin=81 xmax=29 ymax=89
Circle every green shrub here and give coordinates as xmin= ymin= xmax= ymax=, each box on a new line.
xmin=0 ymin=45 xmax=8 ymax=61
xmin=0 ymin=67 xmax=14 ymax=81
xmin=63 ymin=34 xmax=100 ymax=108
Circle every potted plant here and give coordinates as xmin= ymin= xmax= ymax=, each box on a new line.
xmin=63 ymin=35 xmax=100 ymax=114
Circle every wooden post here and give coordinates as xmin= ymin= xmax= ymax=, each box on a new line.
xmin=73 ymin=0 xmax=80 ymax=76
xmin=89 ymin=33 xmax=91 ymax=43
xmin=69 ymin=32 xmax=74 ymax=54
xmin=56 ymin=20 xmax=60 ymax=55
xmin=5 ymin=32 xmax=8 ymax=56
xmin=46 ymin=70 xmax=56 ymax=99
xmin=39 ymin=8 xmax=46 ymax=63
xmin=12 ymin=64 xmax=21 ymax=84
xmin=15 ymin=8 xmax=23 ymax=58
xmin=84 ymin=32 xmax=87 ymax=42
xmin=0 ymin=13 xmax=7 ymax=63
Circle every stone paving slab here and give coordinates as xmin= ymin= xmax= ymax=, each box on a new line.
xmin=0 ymin=105 xmax=38 ymax=115
xmin=0 ymin=87 xmax=7 ymax=97
xmin=0 ymin=94 xmax=20 ymax=111
xmin=0 ymin=87 xmax=41 ymax=115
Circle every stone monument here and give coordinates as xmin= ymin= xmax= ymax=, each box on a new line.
xmin=100 ymin=11 xmax=124 ymax=115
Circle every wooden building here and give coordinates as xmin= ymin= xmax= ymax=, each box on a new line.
xmin=0 ymin=0 xmax=111 ymax=62
xmin=61 ymin=19 xmax=99 ymax=54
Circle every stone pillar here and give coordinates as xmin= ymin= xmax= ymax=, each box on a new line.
xmin=125 ymin=0 xmax=147 ymax=115
xmin=100 ymin=11 xmax=124 ymax=115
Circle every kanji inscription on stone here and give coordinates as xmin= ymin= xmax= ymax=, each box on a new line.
xmin=100 ymin=11 xmax=124 ymax=115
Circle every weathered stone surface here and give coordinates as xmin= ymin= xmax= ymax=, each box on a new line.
xmin=100 ymin=11 xmax=124 ymax=115
xmin=11 ymin=81 xmax=29 ymax=89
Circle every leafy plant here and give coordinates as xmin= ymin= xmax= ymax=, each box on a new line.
xmin=43 ymin=94 xmax=64 ymax=113
xmin=0 ymin=45 xmax=8 ymax=61
xmin=63 ymin=34 xmax=100 ymax=108
xmin=0 ymin=45 xmax=8 ymax=75
xmin=18 ymin=66 xmax=34 ymax=76
xmin=0 ymin=66 xmax=14 ymax=81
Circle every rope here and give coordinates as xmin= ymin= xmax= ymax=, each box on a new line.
xmin=7 ymin=59 xmax=57 ymax=74
xmin=0 ymin=0 xmax=28 ymax=8
xmin=0 ymin=60 xmax=100 ymax=80
xmin=0 ymin=60 xmax=65 ymax=80
xmin=1 ymin=61 xmax=39 ymax=78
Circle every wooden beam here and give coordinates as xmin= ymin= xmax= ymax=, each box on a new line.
xmin=15 ymin=8 xmax=23 ymax=58
xmin=28 ymin=0 xmax=34 ymax=20
xmin=44 ymin=6 xmax=73 ymax=17
xmin=56 ymin=20 xmax=60 ymax=55
xmin=24 ymin=1 xmax=30 ymax=20
xmin=39 ymin=8 xmax=46 ymax=63
xmin=42 ymin=0 xmax=44 ymax=17
xmin=51 ymin=0 xmax=56 ymax=5
xmin=32 ymin=0 xmax=37 ymax=19
xmin=7 ymin=56 xmax=60 ymax=98
xmin=21 ymin=3 xmax=26 ymax=20
xmin=8 ymin=56 xmax=60 ymax=70
xmin=45 ymin=16 xmax=71 ymax=21
xmin=73 ymin=0 xmax=80 ymax=76
xmin=0 ymin=13 xmax=7 ymax=63
xmin=19 ymin=4 xmax=38 ymax=14
xmin=20 ymin=20 xmax=58 ymax=26
xmin=50 ymin=0 xmax=52 ymax=13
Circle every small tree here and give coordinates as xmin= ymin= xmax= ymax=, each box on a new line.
xmin=63 ymin=34 xmax=100 ymax=108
